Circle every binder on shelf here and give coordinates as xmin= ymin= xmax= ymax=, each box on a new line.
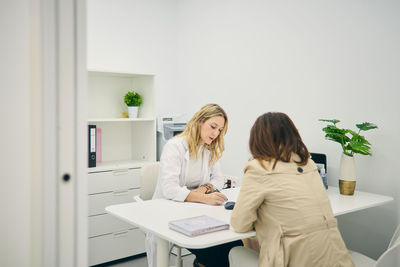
xmin=96 ymin=128 xmax=102 ymax=163
xmin=88 ymin=125 xmax=96 ymax=167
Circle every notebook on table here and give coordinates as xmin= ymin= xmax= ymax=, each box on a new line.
xmin=168 ymin=215 xmax=230 ymax=237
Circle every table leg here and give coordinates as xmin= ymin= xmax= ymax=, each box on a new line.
xmin=157 ymin=237 xmax=169 ymax=267
xmin=176 ymin=247 xmax=182 ymax=267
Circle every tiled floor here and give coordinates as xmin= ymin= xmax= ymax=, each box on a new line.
xmin=103 ymin=253 xmax=196 ymax=267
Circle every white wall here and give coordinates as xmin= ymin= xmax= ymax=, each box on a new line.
xmin=0 ymin=1 xmax=30 ymax=266
xmin=87 ymin=0 xmax=180 ymax=116
xmin=88 ymin=0 xmax=400 ymax=259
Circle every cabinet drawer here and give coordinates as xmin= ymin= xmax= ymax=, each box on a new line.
xmin=88 ymin=168 xmax=140 ymax=194
xmin=88 ymin=188 xmax=139 ymax=216
xmin=88 ymin=213 xmax=136 ymax=238
xmin=88 ymin=228 xmax=145 ymax=266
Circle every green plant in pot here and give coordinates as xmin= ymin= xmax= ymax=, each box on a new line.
xmin=124 ymin=90 xmax=142 ymax=118
xmin=319 ymin=119 xmax=378 ymax=195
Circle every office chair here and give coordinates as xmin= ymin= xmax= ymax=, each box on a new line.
xmin=229 ymin=224 xmax=400 ymax=267
xmin=133 ymin=162 xmax=160 ymax=202
xmin=133 ymin=162 xmax=184 ymax=267
xmin=349 ymin=223 xmax=400 ymax=267
xmin=228 ymin=246 xmax=258 ymax=267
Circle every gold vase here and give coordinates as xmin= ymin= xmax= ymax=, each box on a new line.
xmin=339 ymin=154 xmax=356 ymax=195
xmin=339 ymin=180 xmax=356 ymax=195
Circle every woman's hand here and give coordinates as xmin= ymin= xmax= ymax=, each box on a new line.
xmin=192 ymin=186 xmax=207 ymax=194
xmin=192 ymin=184 xmax=214 ymax=194
xmin=185 ymin=191 xmax=228 ymax=205
xmin=203 ymin=192 xmax=228 ymax=205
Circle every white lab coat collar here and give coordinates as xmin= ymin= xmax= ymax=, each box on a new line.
xmin=181 ymin=139 xmax=211 ymax=187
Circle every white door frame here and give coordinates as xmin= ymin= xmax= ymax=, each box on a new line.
xmin=40 ymin=0 xmax=87 ymax=266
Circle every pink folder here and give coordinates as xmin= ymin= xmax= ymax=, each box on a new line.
xmin=96 ymin=128 xmax=102 ymax=163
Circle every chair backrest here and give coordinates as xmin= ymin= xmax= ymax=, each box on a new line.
xmin=375 ymin=223 xmax=400 ymax=267
xmin=375 ymin=241 xmax=400 ymax=267
xmin=388 ymin=223 xmax=400 ymax=249
xmin=139 ymin=162 xmax=159 ymax=201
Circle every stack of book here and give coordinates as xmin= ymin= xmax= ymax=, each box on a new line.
xmin=168 ymin=215 xmax=229 ymax=237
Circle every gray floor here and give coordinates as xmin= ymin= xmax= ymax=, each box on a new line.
xmin=104 ymin=253 xmax=196 ymax=267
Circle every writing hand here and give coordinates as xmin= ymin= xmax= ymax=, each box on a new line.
xmin=204 ymin=192 xmax=228 ymax=206
xmin=192 ymin=186 xmax=207 ymax=194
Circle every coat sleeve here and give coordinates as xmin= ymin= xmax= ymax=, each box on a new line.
xmin=159 ymin=140 xmax=191 ymax=202
xmin=230 ymin=162 xmax=267 ymax=233
xmin=209 ymin=161 xmax=225 ymax=190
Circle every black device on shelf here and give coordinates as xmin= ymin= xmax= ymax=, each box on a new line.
xmin=310 ymin=152 xmax=328 ymax=189
xmin=310 ymin=152 xmax=327 ymax=171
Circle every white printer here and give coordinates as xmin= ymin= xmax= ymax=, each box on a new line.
xmin=156 ymin=114 xmax=189 ymax=160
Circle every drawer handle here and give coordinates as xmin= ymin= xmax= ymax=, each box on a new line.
xmin=112 ymin=169 xmax=129 ymax=176
xmin=113 ymin=230 xmax=129 ymax=238
xmin=112 ymin=190 xmax=129 ymax=196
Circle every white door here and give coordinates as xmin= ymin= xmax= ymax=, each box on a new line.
xmin=0 ymin=0 xmax=86 ymax=266
xmin=41 ymin=0 xmax=87 ymax=266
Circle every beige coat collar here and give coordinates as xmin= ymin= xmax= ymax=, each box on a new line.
xmin=246 ymin=153 xmax=317 ymax=175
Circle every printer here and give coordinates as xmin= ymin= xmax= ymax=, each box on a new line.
xmin=157 ymin=114 xmax=189 ymax=160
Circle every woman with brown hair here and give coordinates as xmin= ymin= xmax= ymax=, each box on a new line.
xmin=230 ymin=112 xmax=354 ymax=267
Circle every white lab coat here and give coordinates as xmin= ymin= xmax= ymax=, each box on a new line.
xmin=146 ymin=136 xmax=225 ymax=267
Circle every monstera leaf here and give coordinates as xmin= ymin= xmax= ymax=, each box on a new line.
xmin=319 ymin=119 xmax=378 ymax=157
xmin=356 ymin=122 xmax=378 ymax=131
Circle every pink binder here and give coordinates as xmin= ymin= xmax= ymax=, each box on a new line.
xmin=96 ymin=128 xmax=102 ymax=163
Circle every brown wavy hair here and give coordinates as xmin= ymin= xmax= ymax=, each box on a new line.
xmin=179 ymin=103 xmax=228 ymax=165
xmin=249 ymin=112 xmax=309 ymax=169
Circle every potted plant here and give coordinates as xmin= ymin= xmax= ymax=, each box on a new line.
xmin=319 ymin=119 xmax=378 ymax=195
xmin=124 ymin=90 xmax=142 ymax=118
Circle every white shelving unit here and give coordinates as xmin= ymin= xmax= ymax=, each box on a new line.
xmin=87 ymin=70 xmax=156 ymax=266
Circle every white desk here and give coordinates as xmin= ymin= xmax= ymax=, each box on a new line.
xmin=326 ymin=186 xmax=393 ymax=216
xmin=106 ymin=187 xmax=393 ymax=267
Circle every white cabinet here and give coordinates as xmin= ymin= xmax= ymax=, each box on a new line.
xmin=88 ymin=226 xmax=145 ymax=266
xmin=87 ymin=169 xmax=145 ymax=266
xmin=87 ymin=70 xmax=156 ymax=266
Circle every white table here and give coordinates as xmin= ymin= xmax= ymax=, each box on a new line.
xmin=326 ymin=186 xmax=393 ymax=216
xmin=106 ymin=187 xmax=393 ymax=267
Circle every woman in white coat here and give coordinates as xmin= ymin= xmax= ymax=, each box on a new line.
xmin=146 ymin=103 xmax=243 ymax=267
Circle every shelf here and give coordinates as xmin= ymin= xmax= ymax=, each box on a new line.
xmin=87 ymin=70 xmax=156 ymax=265
xmin=88 ymin=118 xmax=155 ymax=123
xmin=87 ymin=70 xmax=156 ymax=165
xmin=88 ymin=71 xmax=155 ymax=119
xmin=88 ymin=160 xmax=153 ymax=173
xmin=88 ymin=69 xmax=155 ymax=78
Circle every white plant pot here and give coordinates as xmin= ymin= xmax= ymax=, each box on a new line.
xmin=128 ymin=106 xmax=139 ymax=118
xmin=339 ymin=153 xmax=356 ymax=195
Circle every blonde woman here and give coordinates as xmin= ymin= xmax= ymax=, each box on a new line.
xmin=146 ymin=103 xmax=242 ymax=267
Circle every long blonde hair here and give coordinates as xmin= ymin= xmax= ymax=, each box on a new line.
xmin=179 ymin=103 xmax=228 ymax=165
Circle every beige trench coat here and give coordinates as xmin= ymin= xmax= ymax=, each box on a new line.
xmin=231 ymin=156 xmax=355 ymax=267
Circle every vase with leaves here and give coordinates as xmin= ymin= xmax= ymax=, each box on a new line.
xmin=319 ymin=119 xmax=378 ymax=195
xmin=124 ymin=90 xmax=142 ymax=118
